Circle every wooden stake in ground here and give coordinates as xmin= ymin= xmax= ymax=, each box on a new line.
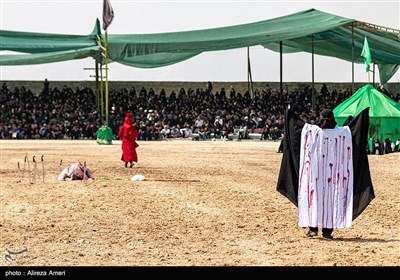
xmin=17 ymin=162 xmax=21 ymax=183
xmin=23 ymin=155 xmax=27 ymax=180
xmin=83 ymin=161 xmax=87 ymax=180
xmin=26 ymin=153 xmax=32 ymax=184
xmin=41 ymin=155 xmax=45 ymax=182
xmin=59 ymin=159 xmax=63 ymax=173
xmin=32 ymin=156 xmax=39 ymax=183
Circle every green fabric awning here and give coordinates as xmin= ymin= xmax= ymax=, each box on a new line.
xmin=0 ymin=46 xmax=100 ymax=66
xmin=0 ymin=20 xmax=101 ymax=65
xmin=1 ymin=9 xmax=399 ymax=83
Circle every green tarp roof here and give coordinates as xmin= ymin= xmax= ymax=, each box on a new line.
xmin=334 ymin=84 xmax=400 ymax=141
xmin=1 ymin=9 xmax=399 ymax=83
xmin=1 ymin=20 xmax=101 ymax=62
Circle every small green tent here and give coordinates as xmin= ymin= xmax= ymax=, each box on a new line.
xmin=333 ymin=84 xmax=400 ymax=143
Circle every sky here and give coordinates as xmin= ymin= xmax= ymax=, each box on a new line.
xmin=1 ymin=0 xmax=399 ymax=83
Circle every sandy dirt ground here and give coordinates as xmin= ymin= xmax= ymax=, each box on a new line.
xmin=1 ymin=139 xmax=399 ymax=267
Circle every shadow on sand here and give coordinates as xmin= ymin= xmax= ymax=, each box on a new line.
xmin=324 ymin=237 xmax=400 ymax=243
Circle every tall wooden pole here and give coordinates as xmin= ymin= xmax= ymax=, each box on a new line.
xmin=372 ymin=63 xmax=376 ymax=87
xmin=312 ymin=34 xmax=316 ymax=111
xmin=279 ymin=41 xmax=283 ymax=101
xmin=105 ymin=31 xmax=109 ymax=127
xmin=247 ymin=47 xmax=254 ymax=98
xmin=95 ymin=60 xmax=99 ymax=110
xmin=100 ymin=63 xmax=104 ymax=118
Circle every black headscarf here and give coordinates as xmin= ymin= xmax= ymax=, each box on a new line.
xmin=318 ymin=108 xmax=337 ymax=129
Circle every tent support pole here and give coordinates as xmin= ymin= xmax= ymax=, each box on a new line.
xmin=95 ymin=60 xmax=99 ymax=110
xmin=312 ymin=34 xmax=316 ymax=111
xmin=373 ymin=63 xmax=376 ymax=87
xmin=100 ymin=62 xmax=104 ymax=118
xmin=105 ymin=31 xmax=109 ymax=127
xmin=280 ymin=41 xmax=283 ymax=101
xmin=247 ymin=47 xmax=254 ymax=98
xmin=96 ymin=34 xmax=104 ymax=119
xmin=351 ymin=23 xmax=355 ymax=93
xmin=247 ymin=47 xmax=249 ymax=94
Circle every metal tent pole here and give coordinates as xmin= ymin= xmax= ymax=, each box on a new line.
xmin=247 ymin=47 xmax=254 ymax=98
xmin=312 ymin=34 xmax=316 ymax=111
xmin=280 ymin=41 xmax=283 ymax=101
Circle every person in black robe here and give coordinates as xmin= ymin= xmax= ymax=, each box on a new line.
xmin=276 ymin=107 xmax=374 ymax=239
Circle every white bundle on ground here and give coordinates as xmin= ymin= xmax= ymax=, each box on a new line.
xmin=131 ymin=174 xmax=145 ymax=181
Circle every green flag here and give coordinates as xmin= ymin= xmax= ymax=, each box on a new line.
xmin=361 ymin=36 xmax=372 ymax=72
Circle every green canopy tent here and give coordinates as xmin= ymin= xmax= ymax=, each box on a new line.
xmin=105 ymin=9 xmax=400 ymax=85
xmin=2 ymin=9 xmax=399 ymax=82
xmin=333 ymin=84 xmax=400 ymax=145
xmin=1 ymin=9 xmax=399 ymax=144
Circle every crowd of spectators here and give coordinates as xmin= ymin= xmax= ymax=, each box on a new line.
xmin=1 ymin=81 xmax=399 ymax=151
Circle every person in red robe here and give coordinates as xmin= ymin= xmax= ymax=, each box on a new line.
xmin=118 ymin=112 xmax=139 ymax=168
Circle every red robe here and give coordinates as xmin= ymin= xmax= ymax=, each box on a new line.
xmin=118 ymin=121 xmax=139 ymax=163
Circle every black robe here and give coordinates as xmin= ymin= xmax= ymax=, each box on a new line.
xmin=276 ymin=107 xmax=375 ymax=220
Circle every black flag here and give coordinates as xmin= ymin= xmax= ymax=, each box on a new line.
xmin=102 ymin=0 xmax=114 ymax=31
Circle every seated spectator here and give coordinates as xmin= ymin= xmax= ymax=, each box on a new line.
xmin=181 ymin=124 xmax=193 ymax=139
xmin=0 ymin=123 xmax=9 ymax=139
xmin=39 ymin=123 xmax=50 ymax=138
xmin=395 ymin=139 xmax=400 ymax=152
xmin=213 ymin=116 xmax=223 ymax=139
xmin=170 ymin=125 xmax=182 ymax=138
xmin=9 ymin=124 xmax=22 ymax=139
xmin=373 ymin=138 xmax=383 ymax=155
xmin=384 ymin=138 xmax=392 ymax=154
xmin=220 ymin=125 xmax=228 ymax=140
xmin=270 ymin=126 xmax=280 ymax=141
xmin=225 ymin=124 xmax=234 ymax=141
xmin=238 ymin=125 xmax=248 ymax=140
xmin=261 ymin=124 xmax=270 ymax=140
xmin=203 ymin=121 xmax=212 ymax=139
xmin=197 ymin=126 xmax=207 ymax=140
xmin=160 ymin=124 xmax=171 ymax=139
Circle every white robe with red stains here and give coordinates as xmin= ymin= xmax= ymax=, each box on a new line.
xmin=298 ymin=124 xmax=353 ymax=229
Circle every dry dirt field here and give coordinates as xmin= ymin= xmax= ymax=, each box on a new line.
xmin=1 ymin=139 xmax=399 ymax=267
